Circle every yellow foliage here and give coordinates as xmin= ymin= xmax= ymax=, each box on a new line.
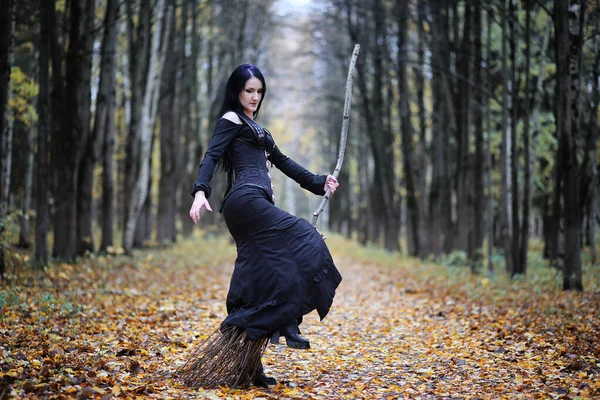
xmin=9 ymin=67 xmax=38 ymax=127
xmin=56 ymin=0 xmax=66 ymax=13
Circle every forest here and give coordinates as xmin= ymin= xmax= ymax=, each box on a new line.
xmin=1 ymin=0 xmax=597 ymax=288
xmin=0 ymin=0 xmax=599 ymax=398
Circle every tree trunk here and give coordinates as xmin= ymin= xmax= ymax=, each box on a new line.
xmin=359 ymin=0 xmax=399 ymax=251
xmin=429 ymin=1 xmax=448 ymax=258
xmin=587 ymin=20 xmax=599 ymax=264
xmin=0 ymin=0 xmax=16 ymax=278
xmin=542 ymin=196 xmax=554 ymax=259
xmin=500 ymin=0 xmax=514 ymax=274
xmin=123 ymin=0 xmax=171 ymax=253
xmin=517 ymin=0 xmax=532 ymax=276
xmin=173 ymin=0 xmax=191 ymax=243
xmin=75 ymin=0 xmax=96 ymax=256
xmin=53 ymin=0 xmax=89 ymax=260
xmin=123 ymin=0 xmax=152 ymax=244
xmin=550 ymin=152 xmax=563 ymax=263
xmin=117 ymin=56 xmax=129 ymax=231
xmin=179 ymin=0 xmax=202 ymax=238
xmin=455 ymin=0 xmax=473 ymax=256
xmin=100 ymin=87 xmax=117 ymax=252
xmin=532 ymin=25 xmax=551 ymax=259
xmin=48 ymin=0 xmax=66 ymax=211
xmin=90 ymin=0 xmax=120 ymax=252
xmin=555 ymin=0 xmax=583 ymax=290
xmin=157 ymin=4 xmax=178 ymax=246
xmin=509 ymin=0 xmax=521 ymax=276
xmin=485 ymin=4 xmax=494 ymax=273
xmin=472 ymin=0 xmax=484 ymax=272
xmin=397 ymin=0 xmax=419 ymax=257
xmin=441 ymin=3 xmax=455 ymax=254
xmin=134 ymin=171 xmax=154 ymax=247
xmin=19 ymin=112 xmax=35 ymax=249
xmin=357 ymin=120 xmax=369 ymax=246
xmin=35 ymin=0 xmax=51 ymax=267
xmin=415 ymin=0 xmax=429 ymax=257
xmin=343 ymin=2 xmax=380 ymax=246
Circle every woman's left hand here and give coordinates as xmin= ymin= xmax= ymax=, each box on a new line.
xmin=325 ymin=175 xmax=339 ymax=195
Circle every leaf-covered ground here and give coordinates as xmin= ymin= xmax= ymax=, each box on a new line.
xmin=1 ymin=233 xmax=599 ymax=399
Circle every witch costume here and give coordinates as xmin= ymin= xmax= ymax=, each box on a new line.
xmin=177 ymin=113 xmax=342 ymax=388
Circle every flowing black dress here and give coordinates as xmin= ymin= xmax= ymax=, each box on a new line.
xmin=192 ymin=117 xmax=342 ymax=340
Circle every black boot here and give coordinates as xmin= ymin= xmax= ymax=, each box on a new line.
xmin=253 ymin=362 xmax=277 ymax=388
xmin=280 ymin=322 xmax=310 ymax=349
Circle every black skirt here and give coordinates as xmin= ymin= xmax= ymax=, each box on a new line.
xmin=221 ymin=184 xmax=342 ymax=340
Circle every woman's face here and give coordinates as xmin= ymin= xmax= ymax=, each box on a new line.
xmin=239 ymin=77 xmax=263 ymax=118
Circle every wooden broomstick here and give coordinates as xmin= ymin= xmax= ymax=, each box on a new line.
xmin=312 ymin=44 xmax=360 ymax=227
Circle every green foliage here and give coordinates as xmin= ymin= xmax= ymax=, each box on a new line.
xmin=0 ymin=288 xmax=20 ymax=309
xmin=489 ymin=250 xmax=506 ymax=270
xmin=440 ymin=249 xmax=470 ymax=268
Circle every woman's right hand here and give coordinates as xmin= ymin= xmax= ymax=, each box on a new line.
xmin=189 ymin=191 xmax=212 ymax=224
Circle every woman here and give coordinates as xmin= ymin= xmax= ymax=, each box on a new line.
xmin=177 ymin=64 xmax=342 ymax=389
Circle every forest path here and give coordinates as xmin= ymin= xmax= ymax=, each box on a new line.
xmin=260 ymin=253 xmax=564 ymax=399
xmin=1 ymin=234 xmax=598 ymax=399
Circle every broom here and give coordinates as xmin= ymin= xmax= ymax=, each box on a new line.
xmin=177 ymin=324 xmax=269 ymax=389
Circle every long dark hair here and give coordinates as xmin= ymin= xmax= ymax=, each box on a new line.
xmin=217 ymin=64 xmax=268 ymax=198
xmin=218 ymin=63 xmax=267 ymax=119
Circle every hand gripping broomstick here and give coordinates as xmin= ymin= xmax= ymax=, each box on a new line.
xmin=312 ymin=44 xmax=360 ymax=227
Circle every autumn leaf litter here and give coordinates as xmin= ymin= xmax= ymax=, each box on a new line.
xmin=1 ymin=234 xmax=599 ymax=399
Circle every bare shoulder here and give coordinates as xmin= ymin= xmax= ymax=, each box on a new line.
xmin=221 ymin=111 xmax=242 ymax=124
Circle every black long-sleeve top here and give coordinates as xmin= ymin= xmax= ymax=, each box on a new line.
xmin=192 ymin=118 xmax=326 ymax=207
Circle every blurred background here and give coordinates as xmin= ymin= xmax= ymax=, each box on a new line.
xmin=0 ymin=0 xmax=598 ymax=289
